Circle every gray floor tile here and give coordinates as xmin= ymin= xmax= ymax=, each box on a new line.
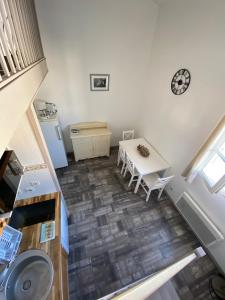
xmin=56 ymin=148 xmax=218 ymax=300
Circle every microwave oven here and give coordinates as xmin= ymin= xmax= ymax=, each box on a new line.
xmin=0 ymin=150 xmax=23 ymax=217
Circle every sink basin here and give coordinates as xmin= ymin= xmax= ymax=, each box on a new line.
xmin=3 ymin=250 xmax=54 ymax=300
xmin=9 ymin=199 xmax=55 ymax=229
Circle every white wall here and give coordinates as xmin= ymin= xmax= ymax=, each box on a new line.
xmin=138 ymin=0 xmax=225 ymax=272
xmin=0 ymin=60 xmax=48 ymax=158
xmin=8 ymin=112 xmax=44 ymax=167
xmin=35 ymin=0 xmax=159 ymax=151
xmin=34 ymin=0 xmax=225 ymax=272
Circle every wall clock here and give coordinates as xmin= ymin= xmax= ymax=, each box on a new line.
xmin=171 ymin=68 xmax=191 ymax=95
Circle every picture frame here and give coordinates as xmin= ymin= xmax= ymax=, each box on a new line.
xmin=90 ymin=74 xmax=110 ymax=91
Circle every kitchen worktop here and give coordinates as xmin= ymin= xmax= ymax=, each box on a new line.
xmin=70 ymin=127 xmax=112 ymax=138
xmin=15 ymin=167 xmax=69 ymax=253
xmin=70 ymin=121 xmax=112 ymax=138
xmin=16 ymin=168 xmax=58 ymax=201
xmin=14 ymin=192 xmax=68 ymax=300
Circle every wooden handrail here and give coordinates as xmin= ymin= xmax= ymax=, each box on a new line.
xmin=98 ymin=247 xmax=206 ymax=300
xmin=0 ymin=58 xmax=45 ymax=90
xmin=0 ymin=0 xmax=44 ymax=85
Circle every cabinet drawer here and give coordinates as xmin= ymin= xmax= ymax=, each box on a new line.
xmin=73 ymin=137 xmax=92 ymax=144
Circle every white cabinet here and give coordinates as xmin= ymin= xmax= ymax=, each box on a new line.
xmin=73 ymin=137 xmax=94 ymax=160
xmin=93 ymin=135 xmax=110 ymax=157
xmin=70 ymin=122 xmax=111 ymax=162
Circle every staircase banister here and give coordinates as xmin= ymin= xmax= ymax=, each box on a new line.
xmin=98 ymin=247 xmax=205 ymax=300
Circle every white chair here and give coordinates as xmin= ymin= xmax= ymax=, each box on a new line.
xmin=117 ymin=146 xmax=127 ymax=174
xmin=123 ymin=155 xmax=139 ymax=187
xmin=140 ymin=174 xmax=174 ymax=202
xmin=122 ymin=129 xmax=135 ymax=141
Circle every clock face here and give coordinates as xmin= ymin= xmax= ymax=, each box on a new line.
xmin=171 ymin=69 xmax=191 ymax=95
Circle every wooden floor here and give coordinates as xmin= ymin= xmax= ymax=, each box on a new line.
xmin=56 ymin=148 xmax=218 ymax=300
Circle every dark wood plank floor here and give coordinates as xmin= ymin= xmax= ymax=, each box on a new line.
xmin=56 ymin=148 xmax=218 ymax=300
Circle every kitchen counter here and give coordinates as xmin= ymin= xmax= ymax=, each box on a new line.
xmin=70 ymin=127 xmax=112 ymax=138
xmin=14 ymin=192 xmax=68 ymax=300
xmin=16 ymin=168 xmax=58 ymax=201
xmin=16 ymin=167 xmax=69 ymax=254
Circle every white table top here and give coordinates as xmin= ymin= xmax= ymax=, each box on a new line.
xmin=119 ymin=138 xmax=170 ymax=175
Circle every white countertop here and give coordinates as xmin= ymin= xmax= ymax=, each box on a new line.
xmin=70 ymin=127 xmax=112 ymax=139
xmin=16 ymin=168 xmax=58 ymax=201
xmin=70 ymin=121 xmax=107 ymax=130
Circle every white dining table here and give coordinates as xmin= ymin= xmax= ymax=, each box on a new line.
xmin=119 ymin=138 xmax=170 ymax=193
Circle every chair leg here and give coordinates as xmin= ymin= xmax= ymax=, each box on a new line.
xmin=134 ymin=175 xmax=142 ymax=194
xmin=121 ymin=162 xmax=125 ymax=174
xmin=146 ymin=189 xmax=152 ymax=202
xmin=117 ymin=154 xmax=121 ymax=166
xmin=128 ymin=175 xmax=134 ymax=187
xmin=123 ymin=166 xmax=128 ymax=177
xmin=158 ymin=188 xmax=163 ymax=200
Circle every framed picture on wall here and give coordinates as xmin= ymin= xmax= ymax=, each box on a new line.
xmin=90 ymin=74 xmax=110 ymax=91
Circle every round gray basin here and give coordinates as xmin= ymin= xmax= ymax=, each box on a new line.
xmin=4 ymin=250 xmax=54 ymax=300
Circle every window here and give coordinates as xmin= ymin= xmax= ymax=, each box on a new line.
xmin=201 ymin=137 xmax=225 ymax=193
xmin=182 ymin=115 xmax=225 ymax=189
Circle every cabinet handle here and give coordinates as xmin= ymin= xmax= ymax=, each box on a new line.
xmin=55 ymin=125 xmax=62 ymax=140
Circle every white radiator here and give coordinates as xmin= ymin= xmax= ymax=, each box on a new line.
xmin=176 ymin=192 xmax=224 ymax=247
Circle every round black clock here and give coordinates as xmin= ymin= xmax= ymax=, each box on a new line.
xmin=171 ymin=69 xmax=191 ymax=95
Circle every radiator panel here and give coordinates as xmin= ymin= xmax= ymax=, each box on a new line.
xmin=176 ymin=193 xmax=224 ymax=247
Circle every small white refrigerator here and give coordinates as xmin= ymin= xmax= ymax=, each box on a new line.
xmin=40 ymin=118 xmax=68 ymax=169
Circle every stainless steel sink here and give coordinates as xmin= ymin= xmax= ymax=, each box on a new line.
xmin=9 ymin=199 xmax=55 ymax=229
xmin=3 ymin=249 xmax=54 ymax=300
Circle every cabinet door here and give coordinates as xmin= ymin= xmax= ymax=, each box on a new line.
xmin=61 ymin=247 xmax=69 ymax=300
xmin=40 ymin=120 xmax=68 ymax=168
xmin=72 ymin=137 xmax=93 ymax=161
xmin=61 ymin=195 xmax=69 ymax=254
xmin=93 ymin=135 xmax=110 ymax=157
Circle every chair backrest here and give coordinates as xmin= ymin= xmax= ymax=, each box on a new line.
xmin=126 ymin=155 xmax=136 ymax=174
xmin=153 ymin=175 xmax=174 ymax=189
xmin=123 ymin=130 xmax=135 ymax=141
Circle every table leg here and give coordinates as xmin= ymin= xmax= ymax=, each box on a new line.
xmin=134 ymin=174 xmax=142 ymax=193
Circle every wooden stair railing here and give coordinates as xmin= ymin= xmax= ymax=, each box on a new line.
xmin=0 ymin=0 xmax=44 ymax=88
xmin=98 ymin=247 xmax=206 ymax=300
